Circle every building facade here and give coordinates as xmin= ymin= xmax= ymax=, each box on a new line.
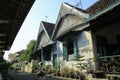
xmin=35 ymin=0 xmax=120 ymax=74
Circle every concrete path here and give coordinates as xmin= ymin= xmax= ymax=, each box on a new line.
xmin=8 ymin=69 xmax=38 ymax=80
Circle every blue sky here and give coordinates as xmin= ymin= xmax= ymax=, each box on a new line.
xmin=4 ymin=0 xmax=98 ymax=60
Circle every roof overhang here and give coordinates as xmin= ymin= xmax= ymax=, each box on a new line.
xmin=72 ymin=0 xmax=120 ymax=32
xmin=84 ymin=0 xmax=120 ymax=23
xmin=0 ymin=0 xmax=35 ymax=50
xmin=51 ymin=2 xmax=89 ymax=40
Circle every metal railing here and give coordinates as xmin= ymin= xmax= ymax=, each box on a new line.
xmin=98 ymin=55 xmax=120 ymax=74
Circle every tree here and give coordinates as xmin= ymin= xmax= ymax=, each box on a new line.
xmin=18 ymin=40 xmax=36 ymax=62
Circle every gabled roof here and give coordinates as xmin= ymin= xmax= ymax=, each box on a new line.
xmin=0 ymin=0 xmax=35 ymax=50
xmin=35 ymin=21 xmax=55 ymax=50
xmin=51 ymin=2 xmax=89 ymax=39
xmin=74 ymin=0 xmax=120 ymax=32
xmin=42 ymin=21 xmax=55 ymax=38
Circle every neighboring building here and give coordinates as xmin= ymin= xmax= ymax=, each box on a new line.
xmin=36 ymin=0 xmax=120 ymax=74
xmin=8 ymin=50 xmax=25 ymax=63
xmin=8 ymin=53 xmax=18 ymax=63
xmin=51 ymin=2 xmax=93 ymax=70
xmin=51 ymin=2 xmax=90 ymax=69
xmin=85 ymin=0 xmax=120 ymax=73
xmin=34 ymin=21 xmax=55 ymax=65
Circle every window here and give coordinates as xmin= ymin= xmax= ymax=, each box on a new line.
xmin=68 ymin=41 xmax=74 ymax=55
xmin=63 ymin=40 xmax=78 ymax=61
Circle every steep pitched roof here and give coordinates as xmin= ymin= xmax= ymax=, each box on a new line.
xmin=42 ymin=21 xmax=55 ymax=38
xmin=51 ymin=2 xmax=89 ymax=39
xmin=35 ymin=21 xmax=55 ymax=50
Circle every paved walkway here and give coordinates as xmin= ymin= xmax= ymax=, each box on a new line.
xmin=8 ymin=69 xmax=38 ymax=80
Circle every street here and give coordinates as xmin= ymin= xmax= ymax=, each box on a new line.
xmin=8 ymin=69 xmax=69 ymax=80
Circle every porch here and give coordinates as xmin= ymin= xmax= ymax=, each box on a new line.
xmin=98 ymin=55 xmax=120 ymax=74
xmin=89 ymin=2 xmax=120 ymax=74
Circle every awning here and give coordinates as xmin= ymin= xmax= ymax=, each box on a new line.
xmin=0 ymin=0 xmax=35 ymax=50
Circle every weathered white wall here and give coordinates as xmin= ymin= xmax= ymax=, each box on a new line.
xmin=39 ymin=32 xmax=50 ymax=48
xmin=77 ymin=31 xmax=95 ymax=70
xmin=44 ymin=41 xmax=63 ymax=67
xmin=50 ymin=41 xmax=64 ymax=67
xmin=77 ymin=31 xmax=88 ymax=48
xmin=52 ymin=31 xmax=95 ymax=70
xmin=63 ymin=31 xmax=95 ymax=70
xmin=56 ymin=15 xmax=83 ymax=38
xmin=77 ymin=31 xmax=94 ymax=58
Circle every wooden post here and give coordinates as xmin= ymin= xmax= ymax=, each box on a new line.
xmin=40 ymin=46 xmax=43 ymax=71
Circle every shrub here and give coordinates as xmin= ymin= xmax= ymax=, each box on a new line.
xmin=43 ymin=65 xmax=54 ymax=75
xmin=43 ymin=65 xmax=51 ymax=70
xmin=60 ymin=66 xmax=69 ymax=77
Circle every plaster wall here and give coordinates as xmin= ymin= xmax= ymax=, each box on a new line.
xmin=52 ymin=31 xmax=95 ymax=70
xmin=57 ymin=15 xmax=83 ymax=38
xmin=39 ymin=33 xmax=50 ymax=48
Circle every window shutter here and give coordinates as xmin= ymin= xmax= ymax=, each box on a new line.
xmin=53 ymin=54 xmax=57 ymax=68
xmin=63 ymin=43 xmax=68 ymax=61
xmin=42 ymin=54 xmax=45 ymax=65
xmin=73 ymin=40 xmax=78 ymax=60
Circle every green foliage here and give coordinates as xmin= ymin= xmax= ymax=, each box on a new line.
xmin=42 ymin=65 xmax=53 ymax=75
xmin=61 ymin=66 xmax=69 ymax=77
xmin=32 ymin=60 xmax=40 ymax=73
xmin=18 ymin=40 xmax=36 ymax=62
xmin=54 ymin=66 xmax=80 ymax=79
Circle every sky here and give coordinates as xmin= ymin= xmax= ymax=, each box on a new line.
xmin=4 ymin=0 xmax=98 ymax=60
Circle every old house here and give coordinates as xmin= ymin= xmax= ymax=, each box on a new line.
xmin=36 ymin=0 xmax=120 ymax=75
xmin=35 ymin=21 xmax=55 ymax=66
xmin=52 ymin=0 xmax=120 ymax=74
xmin=50 ymin=2 xmax=92 ymax=70
xmin=86 ymin=0 xmax=120 ymax=73
xmin=51 ymin=0 xmax=120 ymax=74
